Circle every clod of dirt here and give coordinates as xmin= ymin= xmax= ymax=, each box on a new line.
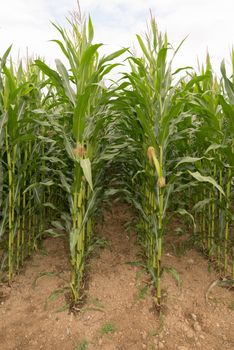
xmin=193 ymin=321 xmax=202 ymax=332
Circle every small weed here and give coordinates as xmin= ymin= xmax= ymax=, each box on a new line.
xmin=148 ymin=315 xmax=164 ymax=337
xmin=135 ymin=269 xmax=145 ymax=281
xmin=32 ymin=271 xmax=57 ymax=289
xmin=100 ymin=322 xmax=116 ymax=334
xmin=170 ymin=233 xmax=196 ymax=257
xmin=80 ymin=297 xmax=105 ymax=314
xmin=93 ymin=237 xmax=109 ymax=249
xmin=44 ymin=287 xmax=68 ymax=310
xmin=124 ymin=220 xmax=135 ymax=238
xmin=87 ymin=237 xmax=110 ymax=257
xmin=163 ymin=266 xmax=182 ymax=288
xmin=148 ymin=329 xmax=158 ymax=337
xmin=75 ymin=339 xmax=89 ymax=350
xmin=36 ymin=240 xmax=48 ymax=256
xmin=90 ymin=297 xmax=104 ymax=309
xmin=55 ymin=303 xmax=70 ymax=313
xmin=126 ymin=260 xmax=146 ymax=268
xmin=38 ymin=247 xmax=48 ymax=256
xmin=170 ymin=241 xmax=188 ymax=257
xmin=137 ymin=285 xmax=148 ymax=299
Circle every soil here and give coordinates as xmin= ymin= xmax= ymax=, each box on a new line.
xmin=0 ymin=203 xmax=233 ymax=350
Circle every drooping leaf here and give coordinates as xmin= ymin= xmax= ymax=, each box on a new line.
xmin=176 ymin=208 xmax=196 ymax=229
xmin=35 ymin=59 xmax=63 ymax=88
xmin=164 ymin=266 xmax=182 ymax=287
xmin=176 ymin=156 xmax=212 ymax=168
xmin=188 ymin=171 xmax=225 ymax=196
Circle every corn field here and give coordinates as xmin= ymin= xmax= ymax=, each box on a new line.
xmin=0 ymin=13 xmax=233 ymax=307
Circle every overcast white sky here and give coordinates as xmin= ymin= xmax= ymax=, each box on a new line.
xmin=0 ymin=0 xmax=233 ymax=74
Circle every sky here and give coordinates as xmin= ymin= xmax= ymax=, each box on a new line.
xmin=0 ymin=0 xmax=233 ymax=74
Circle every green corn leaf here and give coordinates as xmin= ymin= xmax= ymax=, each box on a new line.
xmin=0 ymin=45 xmax=12 ymax=88
xmin=192 ymin=198 xmax=214 ymax=212
xmin=23 ymin=180 xmax=54 ymax=194
xmin=219 ymin=95 xmax=234 ymax=130
xmin=185 ymin=74 xmax=210 ymax=91
xmin=51 ymin=220 xmax=65 ymax=231
xmin=0 ymin=45 xmax=12 ymax=71
xmin=176 ymin=208 xmax=196 ymax=229
xmin=136 ymin=34 xmax=152 ymax=63
xmin=102 ymin=48 xmax=128 ymax=64
xmin=188 ymin=171 xmax=225 ymax=196
xmin=80 ymin=158 xmax=93 ymax=191
xmin=70 ymin=228 xmax=79 ymax=259
xmin=80 ymin=44 xmax=103 ymax=68
xmin=176 ymin=156 xmax=213 ymax=167
xmin=205 ymin=144 xmax=227 ymax=154
xmin=35 ymin=59 xmax=62 ymax=87
xmin=50 ymin=39 xmax=69 ymax=59
xmin=42 ymin=202 xmax=58 ymax=210
xmin=0 ymin=112 xmax=8 ymax=136
xmin=221 ymin=60 xmax=234 ymax=104
xmin=44 ymin=229 xmax=64 ymax=238
xmin=73 ymin=90 xmax=90 ymax=141
xmin=55 ymin=59 xmax=76 ymax=105
xmin=58 ymin=171 xmax=71 ymax=194
xmin=88 ymin=16 xmax=94 ymax=43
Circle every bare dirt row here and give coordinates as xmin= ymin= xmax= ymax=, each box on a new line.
xmin=0 ymin=203 xmax=233 ymax=349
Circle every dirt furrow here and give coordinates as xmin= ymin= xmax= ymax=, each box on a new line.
xmin=0 ymin=203 xmax=233 ymax=350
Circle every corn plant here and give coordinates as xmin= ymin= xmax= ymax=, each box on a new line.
xmin=178 ymin=54 xmax=233 ymax=276
xmin=35 ymin=12 xmax=126 ymax=303
xmin=0 ymin=49 xmax=56 ymax=280
xmin=0 ymin=10 xmax=232 ymax=307
xmin=117 ymin=17 xmax=187 ymax=304
xmin=117 ymin=17 xmax=233 ymax=305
